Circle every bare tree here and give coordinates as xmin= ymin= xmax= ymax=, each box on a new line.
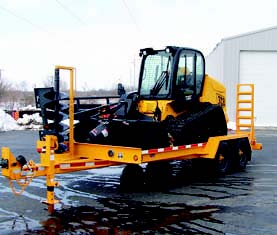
xmin=43 ymin=75 xmax=54 ymax=87
xmin=43 ymin=75 xmax=68 ymax=91
xmin=0 ymin=71 xmax=11 ymax=101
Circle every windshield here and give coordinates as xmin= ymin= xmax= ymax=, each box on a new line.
xmin=140 ymin=51 xmax=172 ymax=97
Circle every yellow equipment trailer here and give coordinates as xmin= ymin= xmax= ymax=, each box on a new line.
xmin=0 ymin=47 xmax=262 ymax=212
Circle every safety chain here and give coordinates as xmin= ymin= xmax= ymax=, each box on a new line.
xmin=8 ymin=160 xmax=37 ymax=196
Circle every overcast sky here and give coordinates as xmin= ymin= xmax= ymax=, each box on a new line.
xmin=0 ymin=0 xmax=276 ymax=91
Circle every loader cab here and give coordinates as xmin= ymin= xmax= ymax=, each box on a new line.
xmin=138 ymin=46 xmax=205 ymax=103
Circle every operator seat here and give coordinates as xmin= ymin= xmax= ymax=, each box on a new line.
xmin=176 ymin=67 xmax=194 ymax=95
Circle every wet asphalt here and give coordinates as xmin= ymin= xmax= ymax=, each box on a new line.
xmin=0 ymin=129 xmax=276 ymax=235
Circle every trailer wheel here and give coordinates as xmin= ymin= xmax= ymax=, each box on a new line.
xmin=216 ymin=141 xmax=232 ymax=175
xmin=119 ymin=164 xmax=144 ymax=192
xmin=145 ymin=161 xmax=172 ymax=191
xmin=235 ymin=139 xmax=251 ymax=171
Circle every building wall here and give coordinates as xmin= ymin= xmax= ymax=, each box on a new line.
xmin=206 ymin=27 xmax=277 ymax=123
xmin=205 ymin=43 xmax=224 ymax=83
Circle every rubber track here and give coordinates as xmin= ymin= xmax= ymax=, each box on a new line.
xmin=162 ymin=104 xmax=227 ymax=145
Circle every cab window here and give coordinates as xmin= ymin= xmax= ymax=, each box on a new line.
xmin=140 ymin=52 xmax=171 ymax=97
xmin=176 ymin=50 xmax=204 ymax=96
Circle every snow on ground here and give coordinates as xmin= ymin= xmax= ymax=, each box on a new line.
xmin=16 ymin=113 xmax=42 ymax=130
xmin=0 ymin=109 xmax=21 ymax=131
xmin=0 ymin=109 xmax=42 ymax=131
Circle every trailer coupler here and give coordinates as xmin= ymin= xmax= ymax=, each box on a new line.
xmin=1 ymin=146 xmax=61 ymax=213
xmin=1 ymin=149 xmax=36 ymax=195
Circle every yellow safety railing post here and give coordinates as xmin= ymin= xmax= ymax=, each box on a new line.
xmin=54 ymin=65 xmax=75 ymax=157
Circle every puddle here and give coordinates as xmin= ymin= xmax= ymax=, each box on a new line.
xmin=28 ymin=198 xmax=225 ymax=235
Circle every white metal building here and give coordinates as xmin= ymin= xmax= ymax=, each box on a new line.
xmin=206 ymin=26 xmax=277 ymax=126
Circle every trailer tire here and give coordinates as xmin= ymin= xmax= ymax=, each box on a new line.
xmin=235 ymin=139 xmax=251 ymax=171
xmin=216 ymin=141 xmax=232 ymax=175
xmin=119 ymin=164 xmax=144 ymax=192
xmin=145 ymin=161 xmax=172 ymax=191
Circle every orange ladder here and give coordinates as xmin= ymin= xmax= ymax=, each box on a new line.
xmin=236 ymin=84 xmax=262 ymax=150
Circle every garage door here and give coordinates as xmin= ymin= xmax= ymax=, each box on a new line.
xmin=240 ymin=51 xmax=277 ymax=126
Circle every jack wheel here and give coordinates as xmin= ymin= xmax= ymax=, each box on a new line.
xmin=216 ymin=141 xmax=232 ymax=175
xmin=119 ymin=164 xmax=144 ymax=192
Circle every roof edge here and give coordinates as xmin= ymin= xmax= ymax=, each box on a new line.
xmin=222 ymin=25 xmax=277 ymax=42
xmin=206 ymin=25 xmax=277 ymax=57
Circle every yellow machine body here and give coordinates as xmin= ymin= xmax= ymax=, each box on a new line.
xmin=137 ymin=74 xmax=228 ymax=122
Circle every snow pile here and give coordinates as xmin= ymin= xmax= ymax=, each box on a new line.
xmin=0 ymin=109 xmax=43 ymax=131
xmin=17 ymin=113 xmax=42 ymax=130
xmin=19 ymin=105 xmax=37 ymax=111
xmin=0 ymin=109 xmax=21 ymax=131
